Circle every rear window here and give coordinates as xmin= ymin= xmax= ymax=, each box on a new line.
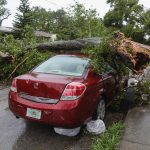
xmin=33 ymin=55 xmax=89 ymax=76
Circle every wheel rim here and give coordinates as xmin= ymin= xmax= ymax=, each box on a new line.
xmin=97 ymin=99 xmax=105 ymax=120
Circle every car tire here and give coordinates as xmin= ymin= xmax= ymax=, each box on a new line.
xmin=120 ymin=87 xmax=136 ymax=114
xmin=93 ymin=98 xmax=106 ymax=120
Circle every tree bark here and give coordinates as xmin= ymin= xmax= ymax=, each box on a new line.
xmin=27 ymin=38 xmax=101 ymax=51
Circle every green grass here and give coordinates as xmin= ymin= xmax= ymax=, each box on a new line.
xmin=91 ymin=122 xmax=124 ymax=150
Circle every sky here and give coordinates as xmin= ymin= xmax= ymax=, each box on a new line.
xmin=2 ymin=0 xmax=150 ymax=27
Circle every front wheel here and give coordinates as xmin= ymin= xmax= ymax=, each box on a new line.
xmin=93 ymin=98 xmax=106 ymax=120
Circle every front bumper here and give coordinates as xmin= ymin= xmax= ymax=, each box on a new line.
xmin=9 ymin=91 xmax=90 ymax=128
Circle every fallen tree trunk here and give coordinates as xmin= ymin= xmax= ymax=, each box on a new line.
xmin=27 ymin=37 xmax=101 ymax=51
xmin=35 ymin=40 xmax=85 ymax=51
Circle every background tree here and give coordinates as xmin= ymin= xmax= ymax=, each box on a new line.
xmin=0 ymin=0 xmax=10 ymax=26
xmin=31 ymin=7 xmax=54 ymax=32
xmin=141 ymin=9 xmax=150 ymax=45
xmin=52 ymin=9 xmax=71 ymax=40
xmin=103 ymin=0 xmax=149 ymax=44
xmin=67 ymin=2 xmax=106 ymax=39
xmin=13 ymin=0 xmax=33 ymax=29
xmin=31 ymin=7 xmax=72 ymax=40
xmin=31 ymin=2 xmax=106 ymax=40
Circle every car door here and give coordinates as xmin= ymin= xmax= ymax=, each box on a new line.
xmin=83 ymin=69 xmax=104 ymax=116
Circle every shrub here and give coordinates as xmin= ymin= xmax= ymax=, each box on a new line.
xmin=0 ymin=26 xmax=53 ymax=81
xmin=135 ymin=80 xmax=150 ymax=106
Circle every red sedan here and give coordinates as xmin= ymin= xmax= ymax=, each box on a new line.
xmin=9 ymin=54 xmax=117 ymax=128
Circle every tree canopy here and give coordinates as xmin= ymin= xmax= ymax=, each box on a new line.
xmin=0 ymin=0 xmax=10 ymax=26
xmin=8 ymin=0 xmax=150 ymax=45
xmin=31 ymin=2 xmax=106 ymax=40
xmin=104 ymin=0 xmax=143 ymax=28
xmin=104 ymin=0 xmax=150 ymax=45
xmin=67 ymin=2 xmax=105 ymax=39
xmin=142 ymin=9 xmax=150 ymax=45
xmin=13 ymin=0 xmax=33 ymax=29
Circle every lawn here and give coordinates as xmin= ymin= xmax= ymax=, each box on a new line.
xmin=91 ymin=122 xmax=124 ymax=150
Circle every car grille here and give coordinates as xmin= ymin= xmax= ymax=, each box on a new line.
xmin=18 ymin=92 xmax=59 ymax=104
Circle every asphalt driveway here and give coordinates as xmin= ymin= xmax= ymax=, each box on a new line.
xmin=0 ymin=88 xmax=92 ymax=150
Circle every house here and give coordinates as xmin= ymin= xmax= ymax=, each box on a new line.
xmin=35 ymin=31 xmax=57 ymax=42
xmin=0 ymin=26 xmax=15 ymax=34
xmin=0 ymin=26 xmax=57 ymax=42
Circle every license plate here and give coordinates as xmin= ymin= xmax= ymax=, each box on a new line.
xmin=26 ymin=108 xmax=41 ymax=119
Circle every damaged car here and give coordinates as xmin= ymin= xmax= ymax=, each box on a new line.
xmin=9 ymin=54 xmax=120 ymax=128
